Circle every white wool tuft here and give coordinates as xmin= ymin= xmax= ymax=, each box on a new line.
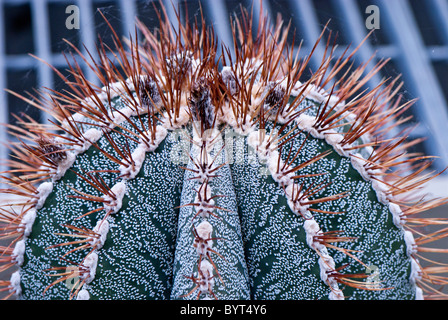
xmin=52 ymin=151 xmax=76 ymax=182
xmin=9 ymin=271 xmax=21 ymax=296
xmin=104 ymin=181 xmax=127 ymax=214
xmin=389 ymin=203 xmax=405 ymax=228
xmin=196 ymin=220 xmax=213 ymax=240
xmin=12 ymin=240 xmax=26 ymax=266
xmin=36 ymin=182 xmax=54 ymax=209
xmin=20 ymin=208 xmax=37 ymax=238
xmin=76 ymin=289 xmax=90 ymax=300
xmin=91 ymin=220 xmax=110 ymax=249
xmin=82 ymin=252 xmax=98 ymax=284
xmin=74 ymin=128 xmax=102 ymax=154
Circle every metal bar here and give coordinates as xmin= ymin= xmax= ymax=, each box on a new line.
xmin=2 ymin=0 xmax=113 ymax=3
xmin=288 ymin=0 xmax=328 ymax=70
xmin=378 ymin=0 xmax=448 ymax=172
xmin=4 ymin=51 xmax=123 ymax=71
xmin=252 ymin=0 xmax=272 ymax=27
xmin=0 ymin=1 xmax=8 ymax=179
xmin=336 ymin=0 xmax=383 ymax=88
xmin=427 ymin=0 xmax=448 ymax=45
xmin=374 ymin=44 xmax=400 ymax=59
xmin=202 ymin=0 xmax=233 ymax=59
xmin=427 ymin=46 xmax=448 ymax=61
xmin=288 ymin=0 xmax=338 ymax=92
xmin=77 ymin=0 xmax=99 ymax=86
xmin=31 ymin=0 xmax=54 ymax=125
xmin=119 ymin=0 xmax=136 ymax=39
xmin=163 ymin=0 xmax=180 ymax=36
xmin=335 ymin=0 xmax=417 ymax=142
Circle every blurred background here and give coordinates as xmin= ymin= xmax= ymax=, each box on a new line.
xmin=0 ymin=0 xmax=447 ymax=298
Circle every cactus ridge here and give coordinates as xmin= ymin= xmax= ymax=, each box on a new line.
xmin=1 ymin=3 xmax=448 ymax=300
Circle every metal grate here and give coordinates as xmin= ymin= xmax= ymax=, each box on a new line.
xmin=0 ymin=0 xmax=447 ymax=193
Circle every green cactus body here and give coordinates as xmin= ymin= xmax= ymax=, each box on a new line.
xmin=1 ymin=5 xmax=447 ymax=300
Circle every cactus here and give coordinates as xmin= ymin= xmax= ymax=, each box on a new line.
xmin=1 ymin=3 xmax=448 ymax=300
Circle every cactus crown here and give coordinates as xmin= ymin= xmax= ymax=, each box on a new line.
xmin=1 ymin=2 xmax=448 ymax=300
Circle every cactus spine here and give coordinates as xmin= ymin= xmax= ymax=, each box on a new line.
xmin=1 ymin=4 xmax=447 ymax=300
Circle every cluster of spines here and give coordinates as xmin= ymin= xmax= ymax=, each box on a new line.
xmin=0 ymin=1 xmax=447 ymax=300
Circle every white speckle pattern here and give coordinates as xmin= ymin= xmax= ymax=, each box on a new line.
xmin=280 ymin=109 xmax=417 ymax=299
xmin=14 ymin=56 xmax=421 ymax=301
xmin=248 ymin=127 xmax=343 ymax=299
xmin=171 ymin=133 xmax=250 ymax=300
xmin=19 ymin=111 xmax=185 ymax=299
xmin=231 ymin=159 xmax=330 ymax=299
